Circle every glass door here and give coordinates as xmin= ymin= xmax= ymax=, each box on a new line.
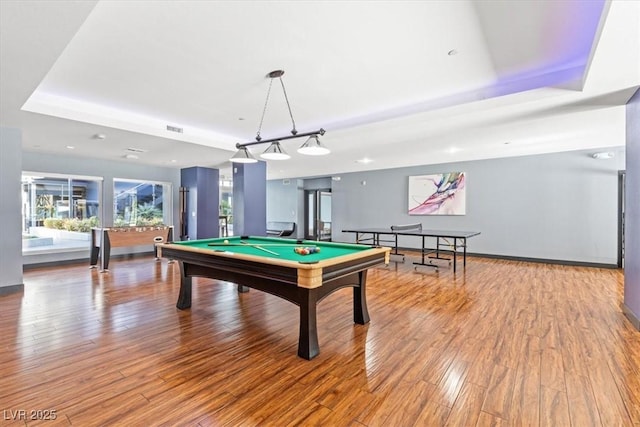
xmin=304 ymin=189 xmax=332 ymax=241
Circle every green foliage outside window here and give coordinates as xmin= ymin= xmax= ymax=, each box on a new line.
xmin=43 ymin=216 xmax=99 ymax=232
xmin=114 ymin=203 xmax=164 ymax=227
xmin=220 ymin=199 xmax=232 ymax=223
xmin=137 ymin=203 xmax=162 ymax=221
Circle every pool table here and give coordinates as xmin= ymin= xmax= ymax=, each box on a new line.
xmin=158 ymin=236 xmax=390 ymax=359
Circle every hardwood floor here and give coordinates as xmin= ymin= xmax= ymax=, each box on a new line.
xmin=1 ymin=254 xmax=638 ymax=426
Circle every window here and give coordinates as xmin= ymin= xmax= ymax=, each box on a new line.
xmin=113 ymin=179 xmax=172 ymax=226
xmin=22 ymin=172 xmax=102 ymax=253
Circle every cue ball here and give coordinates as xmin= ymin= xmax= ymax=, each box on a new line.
xmin=224 ymin=239 xmax=229 ymax=244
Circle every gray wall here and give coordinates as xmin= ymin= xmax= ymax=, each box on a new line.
xmin=267 ymin=177 xmax=333 ymax=239
xmin=331 ymin=148 xmax=624 ymax=265
xmin=0 ymin=127 xmax=23 ymax=291
xmin=267 ymin=178 xmax=301 ymax=237
xmin=22 ymin=151 xmax=181 ymax=265
xmin=625 ymin=88 xmax=640 ymax=328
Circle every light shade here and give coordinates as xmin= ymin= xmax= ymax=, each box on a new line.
xmin=297 ymin=135 xmax=330 ymax=156
xmin=230 ymin=147 xmax=258 ymax=163
xmin=260 ymin=142 xmax=290 ymax=160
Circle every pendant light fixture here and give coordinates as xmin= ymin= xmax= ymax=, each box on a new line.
xmin=261 ymin=141 xmax=290 ymax=160
xmin=229 ymin=70 xmax=328 ymax=163
xmin=298 ymin=135 xmax=330 ymax=155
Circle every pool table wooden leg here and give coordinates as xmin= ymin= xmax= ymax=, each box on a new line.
xmin=353 ymin=271 xmax=370 ymax=324
xmin=298 ymin=288 xmax=320 ymax=360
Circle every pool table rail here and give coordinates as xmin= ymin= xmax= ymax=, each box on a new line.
xmin=157 ymin=242 xmax=390 ymax=289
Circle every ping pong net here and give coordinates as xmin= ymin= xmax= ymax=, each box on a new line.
xmin=390 ymin=223 xmax=422 ymax=232
xmin=374 ymin=223 xmax=421 ymax=258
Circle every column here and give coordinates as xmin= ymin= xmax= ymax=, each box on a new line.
xmin=180 ymin=167 xmax=219 ymax=240
xmin=233 ymin=162 xmax=267 ymax=236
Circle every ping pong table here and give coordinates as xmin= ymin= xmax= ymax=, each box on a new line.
xmin=342 ymin=224 xmax=480 ymax=272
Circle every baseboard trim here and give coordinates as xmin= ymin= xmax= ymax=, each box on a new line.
xmin=623 ymin=304 xmax=640 ymax=331
xmin=23 ymin=245 xmax=619 ymax=271
xmin=0 ymin=283 xmax=24 ymax=296
xmin=23 ymin=251 xmax=156 ymax=270
xmin=382 ymin=245 xmax=619 ymax=269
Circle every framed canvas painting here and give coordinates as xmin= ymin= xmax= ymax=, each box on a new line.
xmin=408 ymin=172 xmax=466 ymax=215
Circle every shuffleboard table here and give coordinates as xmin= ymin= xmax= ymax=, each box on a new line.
xmin=157 ymin=236 xmax=390 ymax=360
xmin=90 ymin=226 xmax=173 ymax=271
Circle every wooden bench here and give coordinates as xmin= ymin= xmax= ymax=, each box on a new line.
xmin=266 ymin=221 xmax=296 ymax=237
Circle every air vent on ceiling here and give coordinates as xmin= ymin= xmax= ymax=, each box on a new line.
xmin=166 ymin=125 xmax=183 ymax=133
xmin=126 ymin=147 xmax=147 ymax=153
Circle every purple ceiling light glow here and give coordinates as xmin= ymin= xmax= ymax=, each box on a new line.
xmin=543 ymin=0 xmax=606 ymax=64
xmin=487 ymin=0 xmax=607 ymax=98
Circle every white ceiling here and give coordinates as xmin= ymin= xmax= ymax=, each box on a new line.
xmin=1 ymin=0 xmax=638 ymax=180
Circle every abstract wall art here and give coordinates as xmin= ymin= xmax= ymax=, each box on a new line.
xmin=408 ymin=172 xmax=466 ymax=215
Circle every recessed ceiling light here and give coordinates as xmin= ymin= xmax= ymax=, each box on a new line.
xmin=66 ymin=145 xmax=75 ymax=149
xmin=170 ymin=159 xmax=177 ymax=163
xmin=92 ymin=133 xmax=106 ymax=140
xmin=447 ymin=49 xmax=458 ymax=56
xmin=124 ymin=154 xmax=139 ymax=160
xmin=356 ymin=158 xmax=373 ymax=164
xmin=592 ymin=152 xmax=614 ymax=159
xmin=504 ymin=141 xmax=511 ymax=145
xmin=447 ymin=147 xmax=460 ymax=154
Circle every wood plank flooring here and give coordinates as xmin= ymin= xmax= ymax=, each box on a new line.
xmin=1 ymin=254 xmax=639 ymax=426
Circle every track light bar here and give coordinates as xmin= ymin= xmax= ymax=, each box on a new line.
xmin=236 ymin=129 xmax=326 ymax=149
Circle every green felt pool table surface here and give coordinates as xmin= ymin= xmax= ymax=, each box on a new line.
xmin=170 ymin=236 xmax=375 ymax=263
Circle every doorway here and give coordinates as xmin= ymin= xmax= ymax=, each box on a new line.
xmin=304 ymin=189 xmax=332 ymax=241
